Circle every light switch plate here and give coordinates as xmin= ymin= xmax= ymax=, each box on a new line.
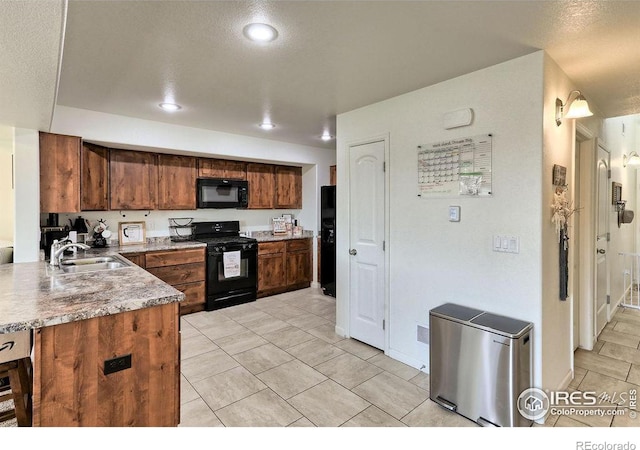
xmin=449 ymin=206 xmax=460 ymax=222
xmin=493 ymin=235 xmax=520 ymax=253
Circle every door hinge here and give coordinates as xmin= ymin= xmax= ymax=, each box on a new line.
xmin=383 ymin=240 xmax=385 ymax=251
xmin=608 ymin=169 xmax=612 ymax=179
xmin=383 ymin=319 xmax=385 ymax=330
xmin=383 ymin=161 xmax=386 ymax=172
xmin=606 ymin=295 xmax=611 ymax=305
xmin=607 ymin=232 xmax=611 ymax=242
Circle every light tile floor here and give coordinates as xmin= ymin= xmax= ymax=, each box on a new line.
xmin=181 ymin=289 xmax=640 ymax=427
xmin=539 ymin=306 xmax=640 ymax=428
xmin=179 ymin=287 xmax=474 ymax=427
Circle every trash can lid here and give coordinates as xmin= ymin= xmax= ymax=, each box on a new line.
xmin=470 ymin=312 xmax=532 ymax=338
xmin=429 ymin=303 xmax=484 ymax=322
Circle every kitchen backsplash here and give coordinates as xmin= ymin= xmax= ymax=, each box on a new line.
xmin=43 ymin=209 xmax=306 ymax=238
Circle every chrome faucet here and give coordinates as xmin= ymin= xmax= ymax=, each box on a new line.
xmin=50 ymin=241 xmax=91 ymax=267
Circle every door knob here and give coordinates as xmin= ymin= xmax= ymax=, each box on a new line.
xmin=597 ymin=249 xmax=606 ymax=254
xmin=349 ymin=249 xmax=357 ymax=256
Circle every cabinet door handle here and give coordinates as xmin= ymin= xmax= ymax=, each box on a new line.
xmin=597 ymin=249 xmax=606 ymax=254
xmin=349 ymin=249 xmax=357 ymax=256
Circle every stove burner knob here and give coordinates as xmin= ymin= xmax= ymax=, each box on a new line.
xmin=214 ymin=246 xmax=220 ymax=252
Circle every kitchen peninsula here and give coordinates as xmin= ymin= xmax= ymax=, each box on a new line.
xmin=0 ymin=255 xmax=184 ymax=427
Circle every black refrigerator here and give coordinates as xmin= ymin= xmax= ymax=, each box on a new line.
xmin=320 ymin=185 xmax=336 ymax=297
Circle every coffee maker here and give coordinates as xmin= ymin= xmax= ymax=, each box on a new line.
xmin=41 ymin=213 xmax=68 ymax=259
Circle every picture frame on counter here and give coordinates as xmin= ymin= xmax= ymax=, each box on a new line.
xmin=272 ymin=217 xmax=288 ymax=236
xmin=118 ymin=221 xmax=146 ymax=245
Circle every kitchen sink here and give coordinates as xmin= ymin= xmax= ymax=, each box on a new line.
xmin=57 ymin=255 xmax=132 ymax=274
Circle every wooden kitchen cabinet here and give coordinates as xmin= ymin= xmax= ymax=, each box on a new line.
xmin=246 ymin=163 xmax=276 ymax=209
xmin=81 ymin=142 xmax=109 ymax=211
xmin=109 ymin=149 xmax=158 ymax=210
xmin=32 ymin=302 xmax=180 ymax=427
xmin=275 ymin=165 xmax=302 ymax=209
xmin=121 ymin=252 xmax=145 ymax=268
xmin=198 ymin=158 xmax=247 ymax=180
xmin=145 ymin=248 xmax=206 ymax=315
xmin=257 ymin=238 xmax=312 ymax=297
xmin=39 ymin=132 xmax=81 ymax=213
xmin=286 ymin=238 xmax=312 ymax=288
xmin=257 ymin=241 xmax=286 ymax=297
xmin=157 ymin=154 xmax=197 ymax=210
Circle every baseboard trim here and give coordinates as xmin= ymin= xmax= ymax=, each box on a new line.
xmin=386 ymin=348 xmax=427 ymax=372
xmin=558 ymin=368 xmax=573 ymax=391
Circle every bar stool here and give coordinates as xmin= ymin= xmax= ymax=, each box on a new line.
xmin=0 ymin=331 xmax=32 ymax=427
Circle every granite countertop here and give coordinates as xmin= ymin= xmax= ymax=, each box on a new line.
xmin=0 ymin=256 xmax=184 ymax=334
xmin=88 ymin=237 xmax=206 ymax=255
xmin=252 ymin=230 xmax=315 ymax=242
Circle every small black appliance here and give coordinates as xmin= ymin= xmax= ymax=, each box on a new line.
xmin=196 ymin=178 xmax=249 ymax=209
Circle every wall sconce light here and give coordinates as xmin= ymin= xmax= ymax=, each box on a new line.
xmin=616 ymin=200 xmax=635 ymax=228
xmin=555 ymin=90 xmax=593 ymax=126
xmin=623 ymin=151 xmax=640 ymax=168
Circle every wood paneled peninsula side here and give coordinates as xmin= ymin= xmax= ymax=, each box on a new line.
xmin=0 ymin=255 xmax=184 ymax=427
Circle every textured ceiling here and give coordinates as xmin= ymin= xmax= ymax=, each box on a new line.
xmin=0 ymin=1 xmax=65 ymax=131
xmin=3 ymin=1 xmax=640 ymax=149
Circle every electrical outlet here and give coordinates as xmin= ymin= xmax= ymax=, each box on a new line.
xmin=104 ymin=354 xmax=132 ymax=375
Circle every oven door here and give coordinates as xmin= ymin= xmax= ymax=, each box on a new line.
xmin=207 ymin=245 xmax=257 ymax=296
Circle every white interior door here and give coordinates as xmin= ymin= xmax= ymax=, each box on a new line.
xmin=595 ymin=143 xmax=610 ymax=337
xmin=349 ymin=140 xmax=385 ymax=350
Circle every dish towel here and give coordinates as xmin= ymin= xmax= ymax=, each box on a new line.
xmin=223 ymin=250 xmax=241 ymax=278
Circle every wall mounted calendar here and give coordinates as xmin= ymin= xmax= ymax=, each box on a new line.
xmin=417 ymin=134 xmax=493 ymax=198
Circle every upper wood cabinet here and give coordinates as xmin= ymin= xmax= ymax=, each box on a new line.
xmin=198 ymin=158 xmax=247 ymax=180
xmin=110 ymin=149 xmax=158 ymax=210
xmin=246 ymin=163 xmax=275 ymax=209
xmin=39 ymin=132 xmax=81 ymax=213
xmin=330 ymin=165 xmax=336 ymax=186
xmin=275 ymin=165 xmax=302 ymax=209
xmin=81 ymin=142 xmax=109 ymax=211
xmin=157 ymin=154 xmax=197 ymax=210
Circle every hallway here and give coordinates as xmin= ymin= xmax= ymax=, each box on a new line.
xmin=542 ymin=306 xmax=640 ymax=427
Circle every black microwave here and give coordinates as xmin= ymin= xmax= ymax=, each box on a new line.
xmin=197 ymin=178 xmax=249 ymax=209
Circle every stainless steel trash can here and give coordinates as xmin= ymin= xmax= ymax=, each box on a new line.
xmin=429 ymin=303 xmax=533 ymax=427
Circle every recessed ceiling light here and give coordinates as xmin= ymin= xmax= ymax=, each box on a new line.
xmin=243 ymin=23 xmax=278 ymax=43
xmin=159 ymin=102 xmax=182 ymax=112
xmin=321 ymin=132 xmax=334 ymax=141
xmin=259 ymin=122 xmax=275 ymax=130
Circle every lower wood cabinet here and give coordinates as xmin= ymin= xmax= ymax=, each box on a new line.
xmin=257 ymin=242 xmax=286 ymax=296
xmin=145 ymin=248 xmax=206 ymax=315
xmin=32 ymin=302 xmax=180 ymax=427
xmin=122 ymin=247 xmax=206 ymax=315
xmin=258 ymin=238 xmax=312 ymax=297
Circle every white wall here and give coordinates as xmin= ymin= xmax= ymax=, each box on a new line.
xmin=540 ymin=54 xmax=579 ymax=391
xmin=0 ymin=126 xmax=14 ymax=241
xmin=337 ymin=52 xmax=547 ymax=386
xmin=13 ymin=128 xmax=41 ymax=262
xmin=603 ymin=115 xmax=638 ymax=306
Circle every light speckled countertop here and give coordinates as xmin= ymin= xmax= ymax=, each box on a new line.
xmin=91 ymin=237 xmax=207 ymax=254
xmin=0 ymin=254 xmax=184 ymax=334
xmin=251 ymin=230 xmax=315 ymax=242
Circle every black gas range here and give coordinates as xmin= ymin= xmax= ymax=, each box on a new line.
xmin=192 ymin=221 xmax=258 ymax=311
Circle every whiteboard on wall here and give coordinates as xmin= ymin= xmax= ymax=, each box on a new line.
xmin=417 ymin=134 xmax=493 ymax=198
